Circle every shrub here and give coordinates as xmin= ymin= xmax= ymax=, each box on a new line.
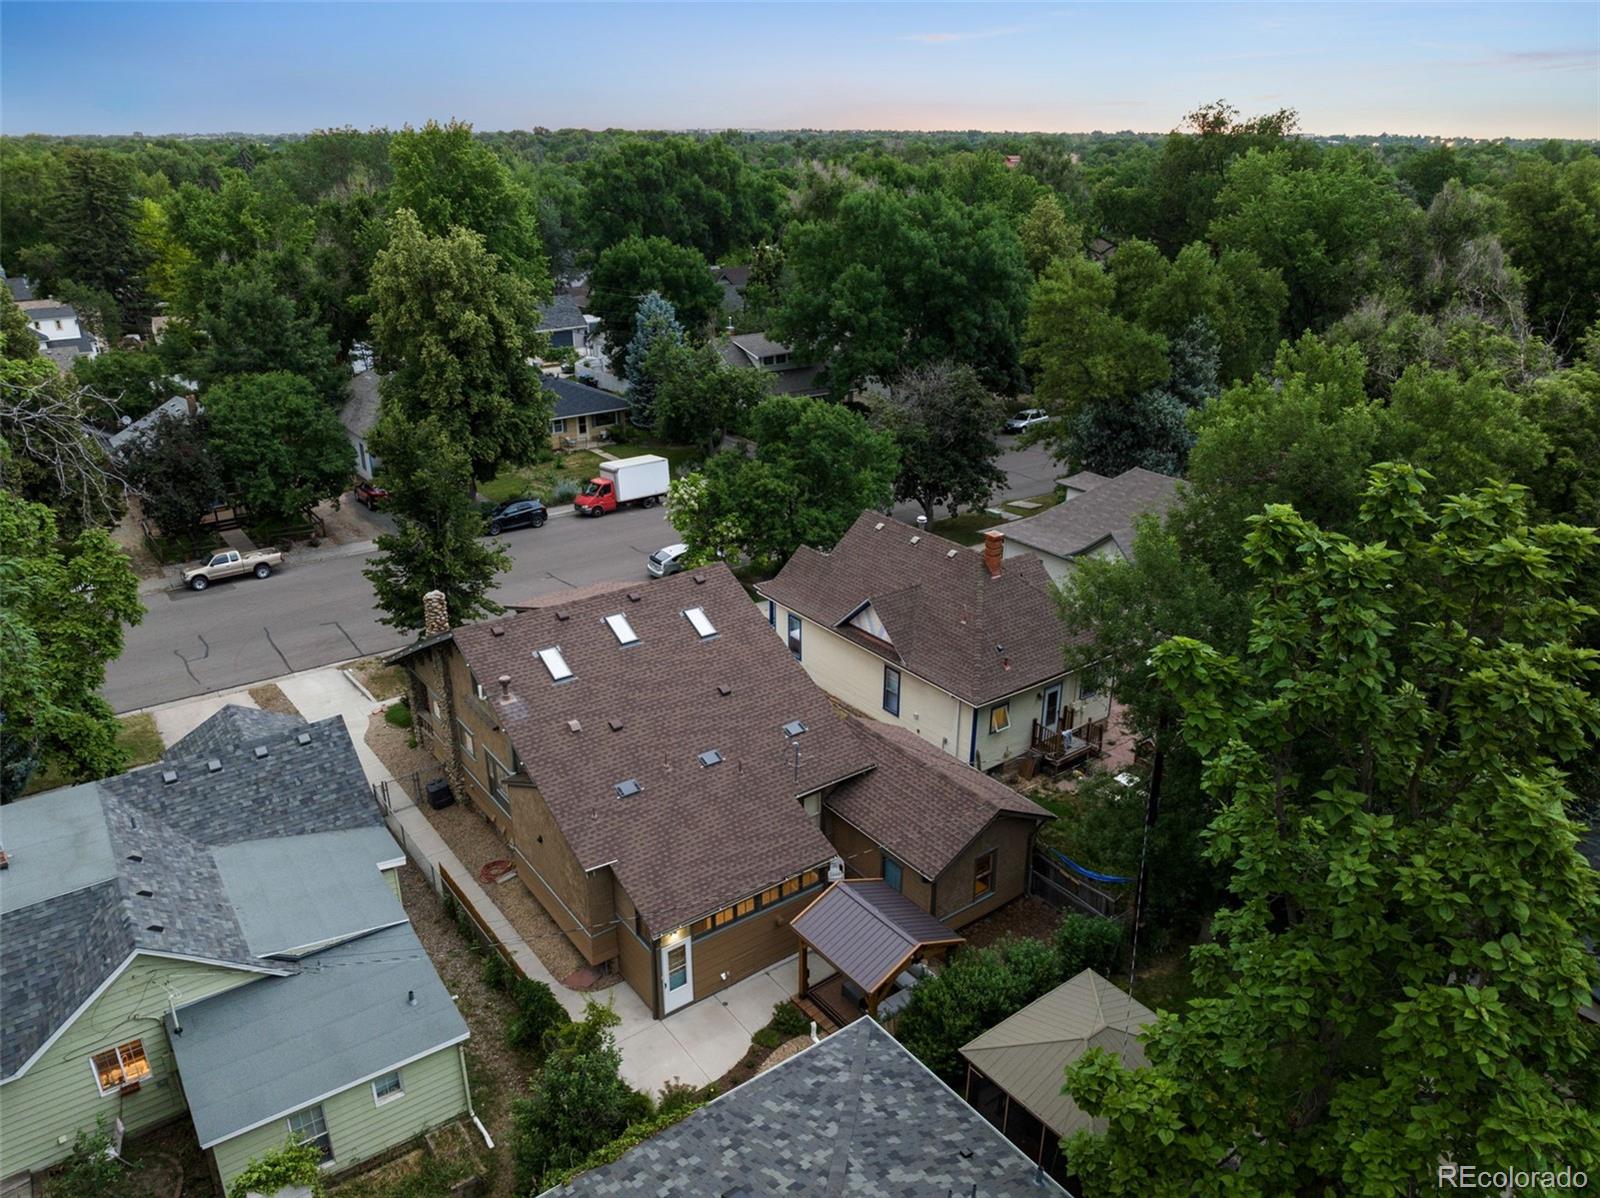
xmin=1055 ymin=915 xmax=1124 ymax=978
xmin=481 ymin=950 xmax=512 ymax=991
xmin=384 ymin=699 xmax=413 ymax=729
xmin=507 ymin=976 xmax=570 ymax=1061
xmin=51 ymin=1126 xmax=121 ymax=1198
xmin=767 ymin=1000 xmax=811 ymax=1040
xmin=656 ymin=1080 xmax=701 ymax=1116
xmin=551 ymin=479 xmax=580 ymax=504
xmin=226 ymin=1139 xmax=326 ymax=1198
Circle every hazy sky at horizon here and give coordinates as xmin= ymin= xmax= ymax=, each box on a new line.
xmin=2 ymin=2 xmax=1595 ymax=140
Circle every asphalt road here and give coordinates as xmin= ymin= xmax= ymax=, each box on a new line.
xmin=101 ymin=438 xmax=1060 ymax=713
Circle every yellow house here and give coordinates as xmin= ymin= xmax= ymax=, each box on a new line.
xmin=758 ymin=514 xmax=1108 ymax=772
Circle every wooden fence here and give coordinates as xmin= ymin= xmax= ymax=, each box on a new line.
xmin=439 ymin=861 xmax=529 ymax=981
xmin=1029 ymin=850 xmax=1130 ymax=921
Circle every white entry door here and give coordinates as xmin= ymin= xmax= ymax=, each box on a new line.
xmin=661 ymin=938 xmax=694 ymax=1014
xmin=1041 ymin=683 xmax=1064 ymax=730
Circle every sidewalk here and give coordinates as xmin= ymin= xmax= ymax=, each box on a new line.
xmin=137 ymin=662 xmax=778 ymax=1095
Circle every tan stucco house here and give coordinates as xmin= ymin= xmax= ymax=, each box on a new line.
xmin=757 ymin=514 xmax=1108 ymax=772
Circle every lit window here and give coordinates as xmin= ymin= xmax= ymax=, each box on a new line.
xmin=973 ymin=850 xmax=996 ymax=900
xmin=91 ymin=1039 xmax=151 ymax=1094
xmin=781 ymin=876 xmax=800 ymax=897
xmin=761 ymin=886 xmax=781 ymax=906
xmin=989 ymin=704 xmax=1011 ymax=734
xmin=372 ymin=1070 xmax=404 ymax=1105
xmin=801 ymin=869 xmax=821 ymax=888
xmin=883 ymin=666 xmax=901 ymax=717
xmin=684 ymin=607 xmax=717 ymax=638
xmin=787 ymin=614 xmax=802 ymax=660
xmin=735 ymin=896 xmax=756 ymax=918
xmin=604 ymin=613 xmax=639 ymax=645
xmin=288 ymin=1104 xmax=333 ymax=1161
xmin=537 ymin=646 xmax=573 ymax=681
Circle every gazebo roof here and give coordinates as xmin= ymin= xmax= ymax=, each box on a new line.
xmin=791 ymin=879 xmax=964 ymax=995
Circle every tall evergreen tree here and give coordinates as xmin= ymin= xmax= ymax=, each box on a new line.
xmin=623 ymin=292 xmax=684 ymax=430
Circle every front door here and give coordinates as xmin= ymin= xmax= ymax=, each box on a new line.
xmin=1041 ymin=684 xmax=1063 ymax=731
xmin=661 ymin=938 xmax=693 ymax=1014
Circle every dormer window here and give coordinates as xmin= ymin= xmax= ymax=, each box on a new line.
xmin=604 ymin=613 xmax=639 ymax=645
xmin=537 ymin=646 xmax=573 ymax=682
xmin=683 ymin=607 xmax=716 ymax=639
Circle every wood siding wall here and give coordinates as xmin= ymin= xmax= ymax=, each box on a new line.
xmin=934 ymin=817 xmax=1036 ymax=930
xmin=688 ymin=889 xmax=815 ymax=1000
xmin=209 ymin=1044 xmax=469 ymax=1187
xmin=0 ymin=957 xmax=261 ymax=1176
xmin=507 ymin=779 xmax=615 ymax=966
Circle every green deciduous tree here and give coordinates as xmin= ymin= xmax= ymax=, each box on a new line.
xmin=667 ymin=395 xmax=897 ymax=570
xmin=1499 ymin=155 xmax=1600 ymax=352
xmin=773 ymin=187 xmax=1031 ymax=396
xmin=511 ymin=1003 xmax=650 ymax=1193
xmin=589 ymin=237 xmax=721 ymax=371
xmin=871 ymin=360 xmax=1005 ymax=521
xmin=71 ymin=348 xmax=183 ymax=427
xmin=648 ymin=338 xmax=770 ymax=453
xmin=1019 ymin=191 xmax=1079 ymax=276
xmin=389 ymin=119 xmax=548 ymax=285
xmin=1064 ymin=466 xmax=1600 ymax=1196
xmin=205 ymin=372 xmax=353 ymax=521
xmin=368 ymin=209 xmax=550 ymax=482
xmin=0 ymin=497 xmax=143 ymax=800
xmin=362 ymin=415 xmax=510 ymax=632
xmin=121 ymin=412 xmax=225 ymax=544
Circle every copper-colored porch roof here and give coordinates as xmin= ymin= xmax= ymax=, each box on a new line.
xmin=791 ymin=878 xmax=964 ymax=996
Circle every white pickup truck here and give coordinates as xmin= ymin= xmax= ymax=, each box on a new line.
xmin=183 ymin=548 xmax=283 ymax=591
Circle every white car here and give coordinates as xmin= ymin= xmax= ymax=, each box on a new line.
xmin=647 ymin=543 xmax=689 ymax=577
xmin=1004 ymin=408 xmax=1048 ymax=434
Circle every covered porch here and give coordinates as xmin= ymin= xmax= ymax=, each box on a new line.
xmin=789 ymin=879 xmax=964 ymax=1030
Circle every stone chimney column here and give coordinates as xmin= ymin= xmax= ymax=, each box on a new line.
xmin=982 ymin=530 xmax=1005 ymax=578
xmin=184 ymin=393 xmax=198 ymax=417
xmin=422 ymin=589 xmax=449 ymax=637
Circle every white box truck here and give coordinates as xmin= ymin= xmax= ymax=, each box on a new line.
xmin=573 ymin=454 xmax=670 ymax=516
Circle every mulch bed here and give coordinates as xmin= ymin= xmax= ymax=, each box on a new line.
xmin=246 ymin=682 xmax=301 ymax=717
xmin=959 ymin=896 xmax=1064 ymax=951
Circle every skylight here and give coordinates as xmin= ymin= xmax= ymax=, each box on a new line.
xmin=684 ymin=607 xmax=717 ymax=639
xmin=698 ymin=750 xmax=724 ymax=767
xmin=537 ymin=646 xmax=573 ymax=682
xmin=783 ymin=720 xmax=808 ymax=738
xmin=614 ymin=778 xmax=642 ymax=798
xmin=604 ymin=613 xmax=639 ymax=645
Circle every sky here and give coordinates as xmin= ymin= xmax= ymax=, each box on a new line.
xmin=2 ymin=2 xmax=1596 ymax=140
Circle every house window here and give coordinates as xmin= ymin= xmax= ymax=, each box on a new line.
xmin=989 ymin=704 xmax=1011 ymax=734
xmin=485 ymin=752 xmax=511 ymax=815
xmin=1079 ymin=665 xmax=1103 ymax=702
xmin=767 ymin=600 xmax=776 ymax=627
xmin=372 ymin=1069 xmax=405 ymax=1105
xmin=883 ymin=856 xmax=903 ymax=891
xmin=288 ymin=1104 xmax=333 ymax=1161
xmin=429 ymin=694 xmax=443 ymax=724
xmin=882 ymin=666 xmax=901 ymax=716
xmin=973 ymin=850 xmax=997 ymax=900
xmin=688 ymin=870 xmax=824 ymax=937
xmin=787 ymin=614 xmax=802 ymax=660
xmin=550 ymin=419 xmax=564 ymax=435
xmin=591 ymin=410 xmax=618 ymax=428
xmin=91 ymin=1039 xmax=151 ymax=1095
xmin=458 ymin=722 xmax=475 ymax=760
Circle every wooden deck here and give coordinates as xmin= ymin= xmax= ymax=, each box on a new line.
xmin=800 ymin=971 xmax=865 ymax=1030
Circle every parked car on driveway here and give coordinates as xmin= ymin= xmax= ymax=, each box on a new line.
xmin=647 ymin=543 xmax=689 ymax=578
xmin=1003 ymin=408 xmax=1049 ymax=434
xmin=183 ymin=548 xmax=283 ymax=591
xmin=487 ymin=498 xmax=547 ymax=535
xmin=354 ymin=479 xmax=388 ymax=510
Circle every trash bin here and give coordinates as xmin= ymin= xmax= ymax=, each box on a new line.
xmin=425 ymin=777 xmax=454 ymax=810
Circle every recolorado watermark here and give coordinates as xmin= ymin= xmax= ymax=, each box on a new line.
xmin=1438 ymin=1164 xmax=1588 ymax=1191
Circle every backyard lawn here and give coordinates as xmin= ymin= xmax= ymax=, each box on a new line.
xmin=931 ymin=490 xmax=1062 ymax=546
xmin=617 ymin=432 xmax=707 ymax=477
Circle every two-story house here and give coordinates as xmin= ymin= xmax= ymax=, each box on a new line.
xmin=393 ymin=564 xmax=1052 ymax=1019
xmin=758 ymin=514 xmax=1108 ymax=772
xmin=0 ymin=708 xmax=470 ymax=1196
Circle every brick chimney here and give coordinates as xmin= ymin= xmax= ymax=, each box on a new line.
xmin=184 ymin=393 xmax=198 ymax=417
xmin=982 ymin=530 xmax=1004 ymax=578
xmin=422 ymin=589 xmax=449 ymax=637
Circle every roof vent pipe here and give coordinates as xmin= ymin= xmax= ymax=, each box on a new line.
xmin=498 ymin=674 xmax=512 ymax=699
xmin=916 ymin=514 xmax=927 ymax=528
xmin=407 ymin=990 xmax=417 ymax=1007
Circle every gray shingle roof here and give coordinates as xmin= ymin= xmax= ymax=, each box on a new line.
xmin=829 ymin=719 xmax=1051 ymax=880
xmin=729 ymin=331 xmax=790 ymax=359
xmin=759 ymin=513 xmax=1080 ymax=706
xmin=340 ymin=368 xmax=381 ymax=439
xmin=440 ymin=565 xmax=874 ymax=932
xmin=0 ymin=716 xmax=388 ymax=1081
xmin=544 ymin=376 xmax=631 ymax=420
xmin=170 ymin=922 xmax=468 ymax=1148
xmin=542 ymin=1018 xmax=1071 ymax=1196
xmin=106 ymin=395 xmax=199 ymax=454
xmin=5 ymin=270 xmax=35 ymax=301
xmin=168 ymin=704 xmax=305 ymax=760
xmin=1000 ymin=467 xmax=1179 ymax=561
xmin=537 ymin=294 xmax=587 ymax=333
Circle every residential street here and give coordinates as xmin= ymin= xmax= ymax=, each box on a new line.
xmin=103 ymin=438 xmax=1060 ymax=712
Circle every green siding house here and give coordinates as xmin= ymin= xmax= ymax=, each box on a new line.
xmin=0 ymin=707 xmax=472 ymax=1195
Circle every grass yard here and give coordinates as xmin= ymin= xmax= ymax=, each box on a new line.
xmin=616 ymin=432 xmax=706 ymax=477
xmin=23 ymin=713 xmax=165 ymax=796
xmin=932 ymin=490 xmax=1063 ymax=546
xmin=478 ymin=450 xmax=603 ymax=505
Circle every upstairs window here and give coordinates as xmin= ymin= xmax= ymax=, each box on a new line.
xmin=787 ymin=614 xmax=803 ymax=661
xmin=883 ymin=666 xmax=901 ymax=717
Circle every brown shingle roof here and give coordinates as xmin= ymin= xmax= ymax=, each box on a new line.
xmin=828 ymin=719 xmax=1051 ymax=880
xmin=453 ymin=566 xmax=873 ymax=933
xmin=1000 ymin=467 xmax=1179 ymax=561
xmin=758 ymin=512 xmax=1079 ymax=705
